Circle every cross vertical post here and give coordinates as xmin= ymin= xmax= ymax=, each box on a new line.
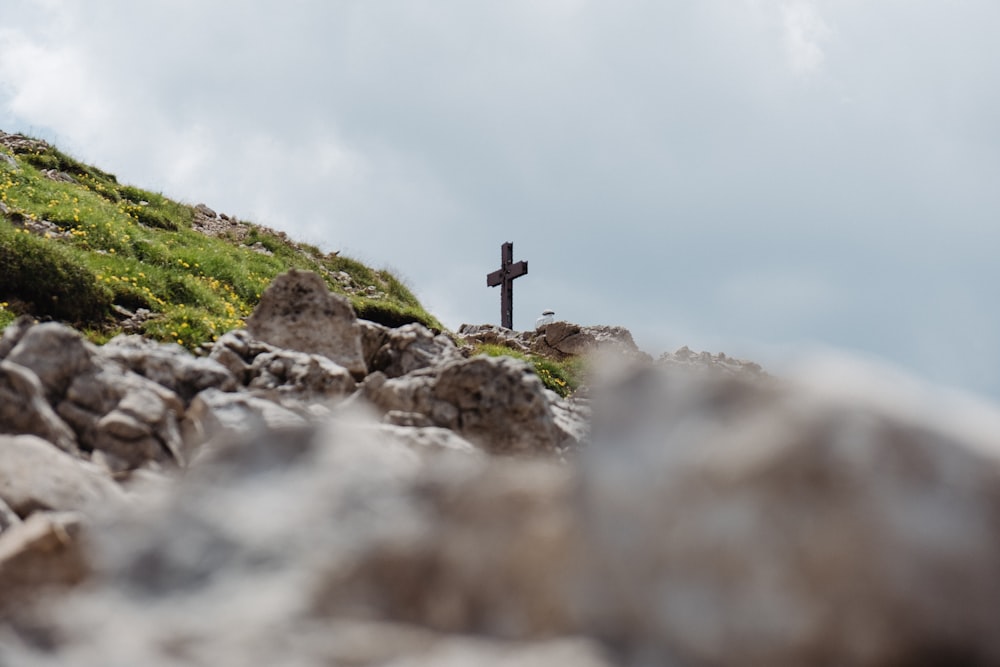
xmin=486 ymin=241 xmax=528 ymax=329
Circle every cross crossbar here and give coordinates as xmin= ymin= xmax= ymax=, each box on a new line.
xmin=487 ymin=241 xmax=527 ymax=329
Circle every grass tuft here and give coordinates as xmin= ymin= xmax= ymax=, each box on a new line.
xmin=472 ymin=342 xmax=586 ymax=397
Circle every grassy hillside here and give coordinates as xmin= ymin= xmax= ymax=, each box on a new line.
xmin=0 ymin=132 xmax=441 ymax=347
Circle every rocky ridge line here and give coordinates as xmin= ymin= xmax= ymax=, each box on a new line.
xmin=2 ymin=268 xmax=999 ymax=666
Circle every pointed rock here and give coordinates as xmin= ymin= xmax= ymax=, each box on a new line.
xmin=246 ymin=269 xmax=367 ymax=380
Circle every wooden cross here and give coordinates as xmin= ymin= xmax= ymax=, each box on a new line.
xmin=487 ymin=241 xmax=528 ymax=329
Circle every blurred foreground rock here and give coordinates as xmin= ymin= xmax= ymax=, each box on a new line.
xmin=4 ymin=271 xmax=1000 ymax=665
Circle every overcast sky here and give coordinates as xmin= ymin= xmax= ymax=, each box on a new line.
xmin=2 ymin=0 xmax=999 ymax=397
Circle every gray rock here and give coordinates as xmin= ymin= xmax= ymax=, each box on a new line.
xmin=364 ymin=355 xmax=574 ymax=456
xmin=0 ymin=360 xmax=79 ymax=454
xmin=578 ymin=363 xmax=1000 ymax=666
xmin=57 ymin=365 xmax=184 ymax=471
xmin=383 ymin=409 xmax=436 ymax=428
xmin=658 ymin=345 xmax=765 ymax=377
xmin=194 ymin=203 xmax=217 ymax=218
xmin=0 ymin=315 xmax=35 ymax=359
xmin=456 ymin=323 xmax=532 ymax=353
xmin=376 ymin=424 xmax=480 ymax=457
xmin=532 ymin=321 xmax=648 ymax=361
xmin=370 ymin=322 xmax=462 ymax=378
xmin=181 ymin=388 xmax=309 ymax=460
xmin=311 ymin=457 xmax=578 ymax=637
xmin=0 ymin=434 xmax=122 ymax=517
xmin=101 ymin=334 xmax=238 ymax=403
xmin=42 ymin=168 xmax=76 ymax=183
xmin=0 ymin=497 xmax=19 ymax=534
xmin=0 ymin=511 xmax=87 ymax=618
xmin=5 ymin=322 xmax=100 ymax=403
xmin=247 ymin=348 xmax=356 ymax=401
xmin=207 ymin=329 xmax=278 ymax=383
xmin=246 ymin=269 xmax=367 ymax=379
xmin=358 ymin=319 xmax=390 ymax=370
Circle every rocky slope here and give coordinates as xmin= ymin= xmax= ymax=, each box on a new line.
xmin=0 ymin=129 xmax=440 ymax=342
xmin=3 ymin=267 xmax=1000 ymax=666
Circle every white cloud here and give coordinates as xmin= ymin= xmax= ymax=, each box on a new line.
xmin=0 ymin=29 xmax=111 ymax=141
xmin=781 ymin=1 xmax=832 ymax=75
xmin=2 ymin=1 xmax=1000 ymax=398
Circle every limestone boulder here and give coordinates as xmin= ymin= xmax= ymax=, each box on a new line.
xmin=0 ymin=314 xmax=35 ymax=359
xmin=369 ymin=322 xmax=462 ymax=378
xmin=0 ymin=511 xmax=87 ymax=619
xmin=0 ymin=497 xmax=19 ymax=534
xmin=0 ymin=360 xmax=78 ymax=454
xmin=208 ymin=328 xmax=278 ymax=384
xmin=247 ymin=348 xmax=356 ymax=401
xmin=531 ymin=321 xmax=647 ymax=361
xmin=0 ymin=434 xmax=122 ymax=517
xmin=57 ymin=365 xmax=185 ymax=471
xmin=181 ymin=387 xmax=309 ymax=460
xmin=658 ymin=345 xmax=766 ymax=377
xmin=4 ymin=322 xmax=100 ymax=403
xmin=246 ymin=269 xmax=367 ymax=379
xmin=578 ymin=363 xmax=1000 ymax=666
xmin=364 ymin=355 xmax=574 ymax=456
xmin=456 ymin=323 xmax=532 ymax=353
xmin=311 ymin=458 xmax=579 ymax=637
xmin=359 ymin=319 xmax=391 ymax=369
xmin=376 ymin=424 xmax=480 ymax=458
xmin=101 ymin=334 xmax=238 ymax=403
xmin=0 ymin=412 xmax=582 ymax=665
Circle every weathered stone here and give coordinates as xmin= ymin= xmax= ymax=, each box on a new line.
xmin=0 ymin=511 xmax=87 ymax=618
xmin=364 ymin=356 xmax=573 ymax=455
xmin=247 ymin=348 xmax=356 ymax=400
xmin=5 ymin=322 xmax=100 ymax=403
xmin=658 ymin=344 xmax=766 ymax=377
xmin=182 ymin=388 xmax=309 ymax=459
xmin=531 ymin=321 xmax=647 ymax=361
xmin=456 ymin=323 xmax=532 ymax=353
xmin=207 ymin=329 xmax=278 ymax=385
xmin=58 ymin=366 xmax=184 ymax=470
xmin=96 ymin=410 xmax=153 ymax=441
xmin=194 ymin=203 xmax=217 ymax=218
xmin=0 ymin=497 xmax=19 ymax=534
xmin=0 ymin=434 xmax=121 ymax=517
xmin=246 ymin=269 xmax=367 ymax=379
xmin=0 ymin=315 xmax=35 ymax=359
xmin=359 ymin=319 xmax=390 ymax=369
xmin=383 ymin=410 xmax=436 ymax=428
xmin=370 ymin=322 xmax=462 ymax=378
xmin=578 ymin=363 xmax=1000 ymax=666
xmin=376 ymin=424 xmax=480 ymax=457
xmin=117 ymin=387 xmax=170 ymax=424
xmin=0 ymin=360 xmax=79 ymax=454
xmin=314 ymin=629 xmax=614 ymax=667
xmin=101 ymin=335 xmax=238 ymax=403
xmin=209 ymin=345 xmax=251 ymax=383
xmin=312 ymin=458 xmax=578 ymax=637
xmin=42 ymin=168 xmax=76 ymax=183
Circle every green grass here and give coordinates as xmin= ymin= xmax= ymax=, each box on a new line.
xmin=473 ymin=342 xmax=586 ymax=398
xmin=0 ymin=136 xmax=441 ymax=347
